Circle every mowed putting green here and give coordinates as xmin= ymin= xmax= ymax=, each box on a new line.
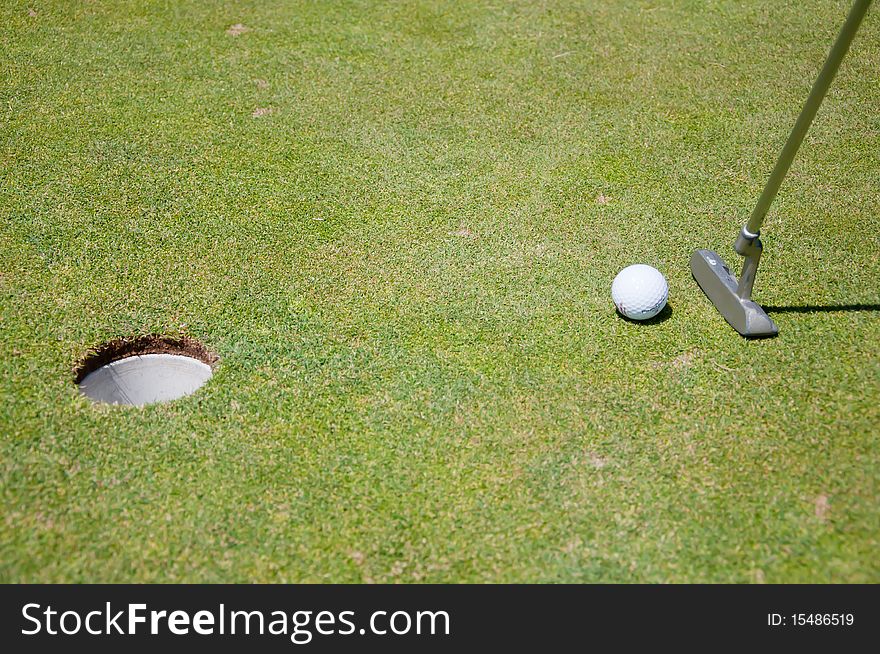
xmin=1 ymin=0 xmax=878 ymax=582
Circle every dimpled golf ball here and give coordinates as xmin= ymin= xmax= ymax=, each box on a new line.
xmin=611 ymin=264 xmax=668 ymax=320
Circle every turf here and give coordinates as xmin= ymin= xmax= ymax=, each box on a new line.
xmin=1 ymin=0 xmax=878 ymax=583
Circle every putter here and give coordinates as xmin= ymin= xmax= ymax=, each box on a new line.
xmin=691 ymin=0 xmax=873 ymax=337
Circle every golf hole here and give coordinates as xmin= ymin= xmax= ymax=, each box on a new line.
xmin=75 ymin=335 xmax=217 ymax=406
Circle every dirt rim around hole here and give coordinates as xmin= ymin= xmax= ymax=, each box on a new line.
xmin=74 ymin=335 xmax=218 ymax=384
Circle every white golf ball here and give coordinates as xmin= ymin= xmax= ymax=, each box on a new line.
xmin=611 ymin=264 xmax=668 ymax=320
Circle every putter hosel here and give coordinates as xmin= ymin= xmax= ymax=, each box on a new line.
xmin=733 ymin=227 xmax=762 ymax=301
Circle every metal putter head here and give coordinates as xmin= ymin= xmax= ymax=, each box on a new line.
xmin=690 ymin=247 xmax=777 ymax=338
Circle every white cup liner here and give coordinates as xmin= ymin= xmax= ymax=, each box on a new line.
xmin=78 ymin=353 xmax=212 ymax=406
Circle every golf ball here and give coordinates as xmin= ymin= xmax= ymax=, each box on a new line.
xmin=611 ymin=264 xmax=669 ymax=320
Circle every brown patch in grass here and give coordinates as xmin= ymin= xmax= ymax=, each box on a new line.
xmin=27 ymin=7 xmax=38 ymax=17
xmin=450 ymin=226 xmax=475 ymax=239
xmin=588 ymin=452 xmax=608 ymax=468
xmin=252 ymin=107 xmax=274 ymax=117
xmin=226 ymin=23 xmax=250 ymax=37
xmin=596 ymin=193 xmax=611 ymax=204
xmin=350 ymin=551 xmax=366 ymax=566
xmin=652 ymin=350 xmax=699 ymax=371
xmin=389 ymin=560 xmax=406 ymax=576
xmin=670 ymin=351 xmax=697 ymax=370
xmin=814 ymin=494 xmax=830 ymax=521
xmin=254 ymin=78 xmax=269 ymax=89
xmin=74 ymin=334 xmax=218 ymax=383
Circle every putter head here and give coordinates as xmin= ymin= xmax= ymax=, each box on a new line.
xmin=690 ymin=249 xmax=778 ymax=338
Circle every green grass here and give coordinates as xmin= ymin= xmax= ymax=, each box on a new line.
xmin=1 ymin=0 xmax=878 ymax=583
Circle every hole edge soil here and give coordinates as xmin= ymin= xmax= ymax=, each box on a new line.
xmin=74 ymin=334 xmax=218 ymax=385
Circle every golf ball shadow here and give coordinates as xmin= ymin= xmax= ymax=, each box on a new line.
xmin=615 ymin=303 xmax=673 ymax=325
